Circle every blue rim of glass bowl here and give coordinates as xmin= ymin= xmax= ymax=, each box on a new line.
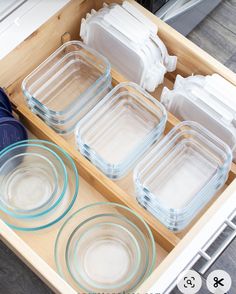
xmin=65 ymin=216 xmax=147 ymax=292
xmin=55 ymin=202 xmax=156 ymax=292
xmin=0 ymin=140 xmax=79 ymax=231
xmin=0 ymin=142 xmax=68 ymax=219
xmin=0 ymin=151 xmax=60 ymax=215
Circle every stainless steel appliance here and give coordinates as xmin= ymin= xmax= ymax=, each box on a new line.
xmin=139 ymin=0 xmax=222 ymax=36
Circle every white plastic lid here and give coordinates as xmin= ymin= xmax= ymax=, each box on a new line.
xmin=161 ymin=74 xmax=236 ymax=160
xmin=151 ymin=35 xmax=177 ymax=72
xmin=122 ymin=1 xmax=158 ymax=35
xmin=80 ymin=2 xmax=176 ymax=91
xmin=204 ymin=74 xmax=236 ymax=112
xmin=144 ymin=63 xmax=166 ymax=92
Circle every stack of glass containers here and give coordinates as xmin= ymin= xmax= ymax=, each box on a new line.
xmin=22 ymin=41 xmax=111 ymax=138
xmin=75 ymin=82 xmax=167 ymax=179
xmin=134 ymin=121 xmax=232 ymax=231
xmin=0 ymin=140 xmax=79 ymax=231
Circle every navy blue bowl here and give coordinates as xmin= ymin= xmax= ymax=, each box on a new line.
xmin=0 ymin=106 xmax=14 ymax=119
xmin=0 ymin=117 xmax=28 ymax=152
xmin=0 ymin=88 xmax=12 ymax=113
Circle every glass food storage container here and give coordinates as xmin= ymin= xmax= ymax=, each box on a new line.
xmin=75 ymin=82 xmax=167 ymax=179
xmin=134 ymin=121 xmax=232 ymax=231
xmin=55 ymin=202 xmax=156 ymax=294
xmin=22 ymin=41 xmax=111 ymax=137
xmin=0 ymin=140 xmax=79 ymax=231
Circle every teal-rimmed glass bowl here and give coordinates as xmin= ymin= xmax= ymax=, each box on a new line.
xmin=55 ymin=202 xmax=156 ymax=293
xmin=0 ymin=140 xmax=79 ymax=231
xmin=0 ymin=143 xmax=67 ymax=218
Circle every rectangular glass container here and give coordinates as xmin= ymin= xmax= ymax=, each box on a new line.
xmin=134 ymin=121 xmax=232 ymax=231
xmin=27 ymin=80 xmax=111 ymax=136
xmin=75 ymin=82 xmax=167 ymax=179
xmin=22 ymin=41 xmax=111 ymax=122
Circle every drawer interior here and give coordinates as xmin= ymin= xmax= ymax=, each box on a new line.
xmin=1 ymin=0 xmax=236 ymax=292
xmin=15 ymin=128 xmax=168 ymax=273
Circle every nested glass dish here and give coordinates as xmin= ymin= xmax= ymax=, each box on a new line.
xmin=75 ymin=82 xmax=167 ymax=179
xmin=22 ymin=41 xmax=111 ymax=119
xmin=134 ymin=121 xmax=232 ymax=231
xmin=55 ymin=202 xmax=156 ymax=294
xmin=22 ymin=41 xmax=112 ymax=136
xmin=0 ymin=143 xmax=67 ymax=218
xmin=28 ymin=81 xmax=111 ymax=136
xmin=0 ymin=140 xmax=79 ymax=231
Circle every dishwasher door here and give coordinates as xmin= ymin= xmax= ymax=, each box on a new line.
xmin=156 ymin=0 xmax=222 ymax=36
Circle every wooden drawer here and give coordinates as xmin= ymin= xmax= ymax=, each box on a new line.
xmin=1 ymin=1 xmax=236 ymax=293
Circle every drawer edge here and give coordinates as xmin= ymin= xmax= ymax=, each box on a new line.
xmin=137 ymin=179 xmax=236 ymax=293
xmin=0 ymin=0 xmax=70 ymax=60
xmin=0 ymin=220 xmax=76 ymax=294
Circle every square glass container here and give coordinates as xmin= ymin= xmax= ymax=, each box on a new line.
xmin=134 ymin=121 xmax=232 ymax=231
xmin=22 ymin=41 xmax=111 ymax=123
xmin=75 ymin=82 xmax=167 ymax=179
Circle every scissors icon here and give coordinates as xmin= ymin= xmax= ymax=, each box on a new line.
xmin=213 ymin=277 xmax=224 ymax=288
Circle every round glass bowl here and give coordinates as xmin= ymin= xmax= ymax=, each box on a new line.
xmin=0 ymin=140 xmax=79 ymax=231
xmin=0 ymin=144 xmax=67 ymax=218
xmin=55 ymin=202 xmax=156 ymax=293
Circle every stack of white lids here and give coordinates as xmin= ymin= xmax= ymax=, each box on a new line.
xmin=80 ymin=1 xmax=177 ymax=92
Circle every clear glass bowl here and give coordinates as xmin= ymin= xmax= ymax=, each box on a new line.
xmin=75 ymin=82 xmax=167 ymax=179
xmin=55 ymin=202 xmax=156 ymax=293
xmin=134 ymin=121 xmax=232 ymax=231
xmin=0 ymin=140 xmax=79 ymax=231
xmin=0 ymin=143 xmax=67 ymax=218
